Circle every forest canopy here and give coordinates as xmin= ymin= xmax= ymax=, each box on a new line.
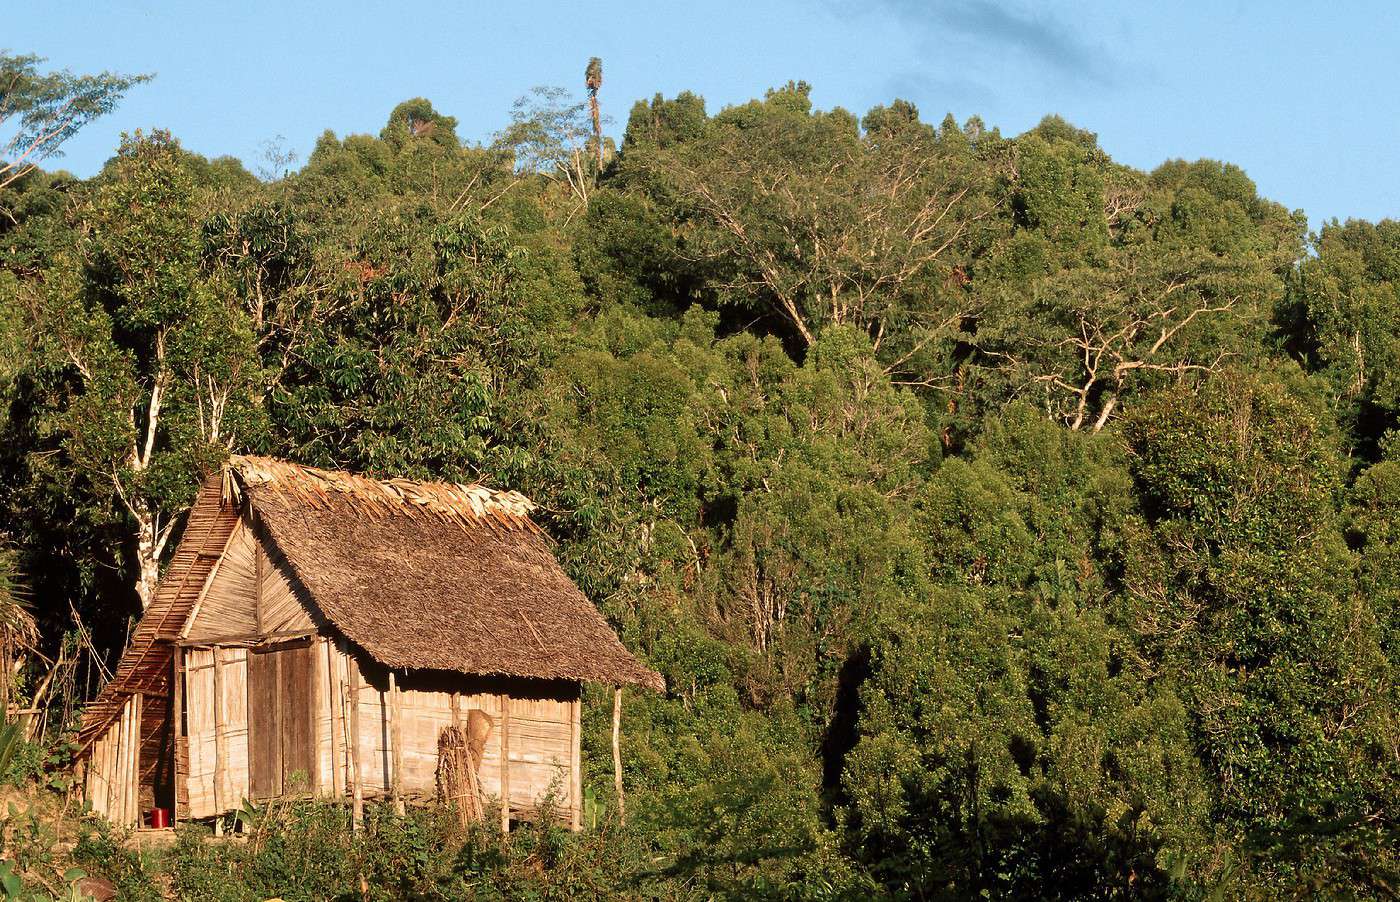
xmin=0 ymin=57 xmax=1396 ymax=900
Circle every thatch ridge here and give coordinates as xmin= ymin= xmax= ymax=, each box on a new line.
xmin=226 ymin=455 xmax=538 ymax=532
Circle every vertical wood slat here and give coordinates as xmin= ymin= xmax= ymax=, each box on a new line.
xmin=82 ymin=748 xmax=93 ymax=814
xmin=130 ymin=693 xmax=143 ymax=827
xmin=115 ymin=699 xmax=129 ymax=826
xmin=103 ymin=722 xmax=116 ymax=820
xmin=113 ymin=715 xmax=121 ymax=821
xmin=499 ymin=693 xmax=511 ymax=833
xmin=122 ymin=696 xmax=133 ymax=826
xmin=389 ymin=670 xmax=404 ymax=815
xmin=105 ymin=730 xmax=115 ymax=819
xmin=347 ymin=649 xmax=363 ymax=830
xmin=89 ymin=737 xmax=101 ymax=818
xmin=212 ymin=649 xmax=226 ymax=813
xmin=112 ymin=714 xmax=123 ymax=822
xmin=110 ymin=703 xmax=121 ymax=825
xmin=101 ymin=734 xmax=112 ymax=818
xmin=172 ymin=649 xmax=183 ymax=825
xmin=311 ymin=640 xmax=323 ymax=795
xmin=122 ymin=698 xmax=134 ymax=825
xmin=570 ymin=695 xmax=581 ymax=831
xmin=106 ymin=706 xmax=118 ymax=822
xmin=110 ymin=716 xmax=121 ymax=821
xmin=323 ymin=639 xmax=345 ymax=798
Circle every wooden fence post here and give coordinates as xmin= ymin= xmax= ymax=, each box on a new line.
xmin=347 ymin=655 xmax=363 ymax=831
xmin=612 ymin=686 xmax=625 ymax=826
xmin=499 ymin=693 xmax=511 ymax=834
xmin=570 ymin=693 xmax=581 ymax=832
xmin=389 ymin=670 xmax=404 ymax=816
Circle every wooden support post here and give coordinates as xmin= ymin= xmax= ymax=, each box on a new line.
xmin=102 ymin=727 xmax=115 ymax=820
xmin=211 ymin=649 xmax=226 ymax=815
xmin=389 ymin=670 xmax=404 ymax=816
xmin=122 ymin=697 xmax=134 ymax=827
xmin=338 ymin=679 xmax=357 ymax=829
xmin=570 ymin=693 xmax=582 ymax=832
xmin=347 ymin=654 xmax=363 ymax=831
xmin=612 ymin=686 xmax=625 ymax=826
xmin=113 ymin=701 xmax=127 ymax=825
xmin=325 ymin=640 xmax=345 ymax=798
xmin=171 ymin=648 xmax=182 ymax=825
xmin=134 ymin=693 xmax=145 ymax=826
xmin=128 ymin=694 xmax=143 ymax=827
xmin=498 ymin=693 xmax=511 ymax=834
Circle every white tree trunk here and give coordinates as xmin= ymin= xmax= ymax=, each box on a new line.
xmin=133 ymin=509 xmax=161 ymax=610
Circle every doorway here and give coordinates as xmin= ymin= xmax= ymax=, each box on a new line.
xmin=247 ymin=639 xmax=316 ymax=798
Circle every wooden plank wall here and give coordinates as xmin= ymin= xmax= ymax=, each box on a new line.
xmin=178 ymin=635 xmax=581 ymax=824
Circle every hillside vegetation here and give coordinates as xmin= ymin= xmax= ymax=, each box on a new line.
xmin=0 ymin=67 xmax=1396 ymax=899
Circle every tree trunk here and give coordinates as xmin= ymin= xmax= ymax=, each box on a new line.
xmin=589 ymin=96 xmax=603 ymax=171
xmin=133 ymin=510 xmax=162 ymax=610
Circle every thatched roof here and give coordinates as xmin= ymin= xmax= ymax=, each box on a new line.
xmin=227 ymin=456 xmax=663 ymax=691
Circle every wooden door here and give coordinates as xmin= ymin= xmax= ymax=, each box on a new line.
xmin=247 ymin=640 xmax=316 ymax=799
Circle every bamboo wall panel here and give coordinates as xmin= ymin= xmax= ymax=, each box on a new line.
xmin=82 ymin=694 xmax=144 ymax=827
xmin=184 ymin=648 xmax=218 ymax=817
xmin=314 ymin=638 xmax=349 ymax=797
xmin=185 ymin=524 xmax=257 ymax=640
xmin=217 ymin=647 xmax=250 ymax=809
xmin=176 ymin=637 xmax=581 ymax=823
xmin=352 ymin=670 xmax=388 ymax=793
xmin=503 ymin=696 xmax=573 ymax=812
xmin=259 ymin=550 xmax=316 ymax=634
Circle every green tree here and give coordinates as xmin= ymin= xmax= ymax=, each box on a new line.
xmin=1283 ymin=218 xmax=1400 ymax=454
xmin=974 ymin=134 xmax=1302 ymax=434
xmin=10 ymin=131 xmax=264 ymax=609
xmin=620 ymin=84 xmax=1001 ymax=374
xmin=496 ymin=86 xmax=602 ymax=215
xmin=844 ymin=408 xmax=1210 ymax=898
xmin=266 ymin=209 xmax=533 ymax=479
xmin=0 ymin=52 xmax=149 ymax=190
xmin=1122 ymin=373 xmax=1396 ymax=892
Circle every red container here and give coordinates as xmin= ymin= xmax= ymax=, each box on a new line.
xmin=149 ymin=807 xmax=170 ymax=829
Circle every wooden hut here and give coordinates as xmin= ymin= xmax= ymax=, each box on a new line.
xmin=74 ymin=456 xmax=662 ymax=829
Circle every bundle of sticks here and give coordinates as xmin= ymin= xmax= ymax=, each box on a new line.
xmin=435 ymin=710 xmax=493 ymax=826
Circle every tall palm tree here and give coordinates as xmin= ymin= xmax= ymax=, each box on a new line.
xmin=585 ymin=57 xmax=604 ymax=170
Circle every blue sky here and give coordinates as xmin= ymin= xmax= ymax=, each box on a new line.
xmin=9 ymin=1 xmax=1397 ymax=229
